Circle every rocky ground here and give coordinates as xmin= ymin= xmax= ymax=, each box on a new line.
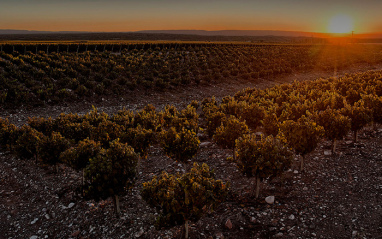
xmin=1 ymin=64 xmax=382 ymax=239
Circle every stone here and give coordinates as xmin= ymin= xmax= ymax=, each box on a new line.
xmin=288 ymin=214 xmax=295 ymax=220
xmin=274 ymin=232 xmax=283 ymax=237
xmin=31 ymin=218 xmax=38 ymax=225
xmin=352 ymin=231 xmax=358 ymax=237
xmin=215 ymin=232 xmax=224 ymax=239
xmin=225 ymin=219 xmax=233 ymax=229
xmin=45 ymin=214 xmax=50 ymax=220
xmin=200 ymin=141 xmax=213 ymax=148
xmin=71 ymin=231 xmax=81 ymax=237
xmin=135 ymin=228 xmax=144 ymax=238
xmin=30 ymin=236 xmax=38 ymax=239
xmin=265 ymin=196 xmax=275 ymax=204
xmin=324 ymin=150 xmax=332 ymax=156
xmin=68 ymin=203 xmax=75 ymax=209
xmin=293 ymin=170 xmax=299 ymax=174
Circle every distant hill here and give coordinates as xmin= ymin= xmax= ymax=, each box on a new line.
xmin=0 ymin=29 xmax=381 ymax=42
xmin=136 ymin=30 xmax=312 ymax=37
xmin=135 ymin=30 xmax=314 ymax=37
xmin=135 ymin=30 xmax=382 ymax=39
xmin=1 ymin=29 xmax=312 ymax=37
xmin=0 ymin=29 xmax=86 ymax=35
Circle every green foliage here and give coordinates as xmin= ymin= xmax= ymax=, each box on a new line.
xmin=39 ymin=132 xmax=71 ymax=166
xmin=280 ymin=116 xmax=324 ymax=156
xmin=141 ymin=163 xmax=229 ymax=229
xmin=201 ymin=96 xmax=217 ymax=111
xmin=134 ymin=104 xmax=160 ymax=131
xmin=91 ymin=119 xmax=123 ymax=147
xmin=262 ymin=112 xmax=279 ymax=137
xmin=14 ymin=125 xmax=44 ymax=160
xmin=120 ymin=126 xmax=154 ymax=158
xmin=213 ymin=115 xmax=249 ymax=150
xmin=220 ymin=96 xmax=240 ymax=117
xmin=1 ymin=45 xmax=382 ymax=108
xmin=84 ymin=139 xmax=139 ymax=201
xmin=60 ymin=138 xmax=102 ymax=170
xmin=170 ymin=105 xmax=199 ymax=132
xmin=0 ymin=118 xmax=18 ymax=151
xmin=362 ymin=94 xmax=382 ymax=125
xmin=342 ymin=100 xmax=373 ymax=133
xmin=160 ymin=105 xmax=180 ymax=128
xmin=27 ymin=117 xmax=55 ymax=136
xmin=159 ymin=127 xmax=200 ymax=162
xmin=83 ymin=106 xmax=109 ymax=127
xmin=204 ymin=106 xmax=226 ymax=137
xmin=235 ymin=134 xmax=292 ymax=179
xmin=239 ymin=102 xmax=265 ymax=130
xmin=56 ymin=120 xmax=94 ymax=143
xmin=189 ymin=100 xmax=199 ymax=110
xmin=315 ymin=108 xmax=351 ymax=142
xmin=110 ymin=108 xmax=135 ymax=128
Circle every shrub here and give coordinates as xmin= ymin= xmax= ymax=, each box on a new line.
xmin=280 ymin=116 xmax=324 ymax=171
xmin=60 ymin=138 xmax=102 ymax=171
xmin=315 ymin=108 xmax=351 ymax=153
xmin=262 ymin=112 xmax=280 ymax=137
xmin=110 ymin=109 xmax=135 ymax=128
xmin=84 ymin=139 xmax=139 ymax=217
xmin=142 ymin=163 xmax=229 ymax=238
xmin=235 ymin=134 xmax=293 ymax=198
xmin=170 ymin=105 xmax=199 ymax=132
xmin=27 ymin=117 xmax=55 ymax=136
xmin=15 ymin=125 xmax=44 ymax=161
xmin=159 ymin=105 xmax=180 ymax=129
xmin=120 ymin=126 xmax=154 ymax=159
xmin=39 ymin=132 xmax=71 ymax=170
xmin=362 ymin=94 xmax=382 ymax=127
xmin=213 ymin=115 xmax=249 ymax=159
xmin=204 ymin=105 xmax=226 ymax=137
xmin=0 ymin=118 xmax=18 ymax=152
xmin=342 ymin=100 xmax=373 ymax=142
xmin=159 ymin=127 xmax=200 ymax=163
xmin=91 ymin=119 xmax=123 ymax=147
xmin=239 ymin=102 xmax=265 ymax=130
xmin=134 ymin=104 xmax=160 ymax=131
xmin=83 ymin=107 xmax=109 ymax=127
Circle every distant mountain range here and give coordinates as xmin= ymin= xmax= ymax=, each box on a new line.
xmin=0 ymin=29 xmax=381 ymax=39
xmin=0 ymin=29 xmax=86 ymax=35
xmin=136 ymin=30 xmax=382 ymax=39
xmin=136 ymin=30 xmax=315 ymax=37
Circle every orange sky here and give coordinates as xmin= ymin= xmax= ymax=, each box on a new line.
xmin=1 ymin=0 xmax=381 ymax=34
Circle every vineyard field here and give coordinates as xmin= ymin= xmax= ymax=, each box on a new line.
xmin=1 ymin=43 xmax=382 ymax=238
xmin=1 ymin=42 xmax=382 ymax=107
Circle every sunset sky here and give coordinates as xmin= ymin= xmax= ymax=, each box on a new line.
xmin=1 ymin=0 xmax=381 ymax=34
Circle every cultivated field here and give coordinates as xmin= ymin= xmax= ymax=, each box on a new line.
xmin=1 ymin=42 xmax=382 ymax=239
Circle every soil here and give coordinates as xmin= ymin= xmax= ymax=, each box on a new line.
xmin=1 ymin=63 xmax=382 ymax=239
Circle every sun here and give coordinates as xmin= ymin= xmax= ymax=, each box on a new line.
xmin=328 ymin=14 xmax=353 ymax=34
